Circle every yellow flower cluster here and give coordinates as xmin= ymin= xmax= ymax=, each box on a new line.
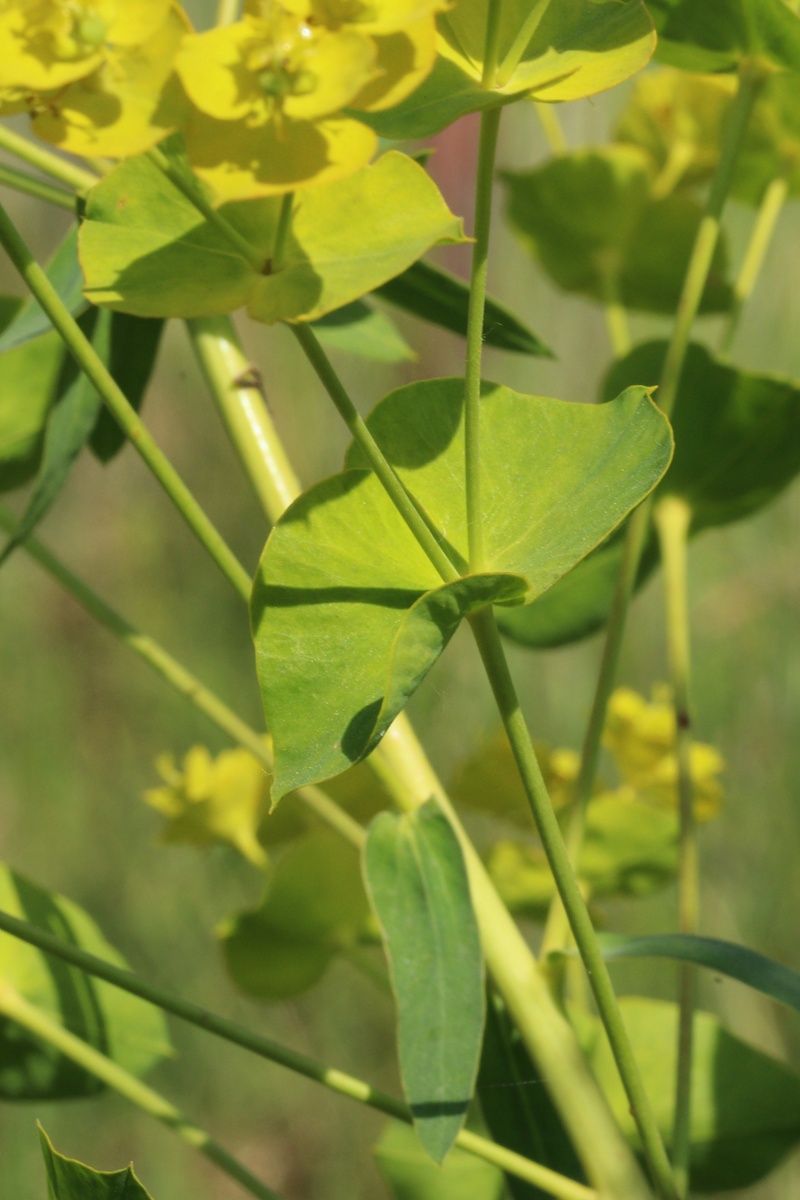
xmin=0 ymin=0 xmax=444 ymax=196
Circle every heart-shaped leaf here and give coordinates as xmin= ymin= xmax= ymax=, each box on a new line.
xmin=39 ymin=1126 xmax=157 ymax=1200
xmin=251 ymin=379 xmax=672 ymax=799
xmin=646 ymin=0 xmax=800 ymax=74
xmin=365 ymin=800 xmax=484 ymax=1163
xmin=0 ymin=865 xmax=170 ymax=1100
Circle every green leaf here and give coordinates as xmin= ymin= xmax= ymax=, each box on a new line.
xmin=89 ymin=314 xmax=165 ymax=462
xmin=502 ymin=146 xmax=732 ymax=314
xmin=499 ymin=339 xmax=800 ymax=648
xmin=0 ymin=865 xmax=170 ymax=1101
xmin=80 ymin=150 xmax=466 ymax=325
xmin=450 ymin=731 xmax=578 ymax=828
xmin=364 ymin=800 xmax=484 ymax=1163
xmin=39 ymin=1126 xmax=156 ymax=1200
xmin=646 ymin=0 xmax=800 ymax=74
xmin=0 ymin=309 xmax=108 ymax=569
xmin=587 ymin=997 xmax=800 ymax=1192
xmin=311 ymin=301 xmax=415 ymax=363
xmin=478 ymin=990 xmax=584 ymax=1200
xmin=374 ymin=1119 xmax=504 ymax=1200
xmin=594 ymin=933 xmax=800 ymax=1014
xmin=0 ymin=226 xmax=85 ymax=353
xmin=0 ymin=331 xmax=65 ymax=493
xmin=375 ymin=259 xmax=553 ymax=357
xmin=219 ymin=831 xmax=371 ymax=1000
xmin=251 ymin=379 xmax=672 ymax=799
xmin=733 ymin=71 xmax=800 ymax=203
xmin=362 ymin=0 xmax=655 ymax=140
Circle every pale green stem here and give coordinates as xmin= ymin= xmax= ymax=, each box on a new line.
xmin=650 ymin=141 xmax=695 ymax=202
xmin=0 ymin=913 xmax=595 ymax=1200
xmin=146 ymin=146 xmax=267 ymax=273
xmin=600 ymin=268 xmax=632 ymax=359
xmin=720 ymin=174 xmax=788 ymax=357
xmin=467 ymin=607 xmax=678 ymax=1200
xmin=0 ymin=123 xmax=97 ymax=190
xmin=0 ymin=162 xmax=75 ymax=210
xmin=540 ymin=66 xmax=763 ymax=958
xmin=186 ymin=316 xmax=300 ymax=521
xmin=496 ymin=0 xmax=553 ymax=87
xmin=0 ymin=505 xmax=364 ymax=851
xmin=535 ymin=103 xmax=568 ymax=156
xmin=654 ymin=496 xmax=697 ymax=1199
xmin=290 ymin=323 xmax=460 ymax=583
xmin=216 ymin=0 xmax=241 ymax=23
xmin=0 ymin=203 xmax=252 ymax=602
xmin=271 ymin=192 xmax=294 ymax=271
xmin=465 ymin=106 xmax=501 ymax=571
xmin=372 ymin=718 xmax=652 ymax=1200
xmin=0 ymin=982 xmax=281 ymax=1200
xmin=481 ymin=0 xmax=506 ymax=87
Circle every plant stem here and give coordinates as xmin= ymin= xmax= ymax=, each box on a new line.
xmin=535 ymin=103 xmax=568 ymax=156
xmin=271 ymin=192 xmax=294 ymax=271
xmin=290 ymin=323 xmax=460 ymax=583
xmin=0 ymin=914 xmax=595 ymax=1200
xmin=468 ymin=607 xmax=678 ymax=1200
xmin=0 ymin=982 xmax=281 ymax=1200
xmin=186 ymin=316 xmax=300 ymax=522
xmin=0 ymin=203 xmax=252 ymax=601
xmin=0 ymin=162 xmax=76 ymax=210
xmin=654 ymin=496 xmax=697 ymax=1199
xmin=600 ymin=268 xmax=632 ymax=358
xmin=496 ymin=0 xmax=553 ymax=87
xmin=481 ymin=0 xmax=506 ymax=87
xmin=465 ymin=106 xmax=501 ymax=572
xmin=146 ymin=146 xmax=267 ymax=273
xmin=216 ymin=0 xmax=241 ymax=23
xmin=0 ymin=123 xmax=98 ymax=190
xmin=0 ymin=505 xmax=364 ymax=850
xmin=720 ymin=174 xmax=788 ymax=357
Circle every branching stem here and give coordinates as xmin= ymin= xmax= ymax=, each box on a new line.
xmin=0 ymin=123 xmax=97 ymax=190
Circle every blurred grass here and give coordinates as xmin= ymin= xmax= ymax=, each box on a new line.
xmin=1 ymin=48 xmax=800 ymax=1200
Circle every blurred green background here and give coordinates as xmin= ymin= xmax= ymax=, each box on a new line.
xmin=2 ymin=4 xmax=800 ymax=1195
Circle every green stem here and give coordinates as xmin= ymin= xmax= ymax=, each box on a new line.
xmin=186 ymin=316 xmax=300 ymax=522
xmin=496 ymin=0 xmax=553 ymax=87
xmin=373 ymin=717 xmax=653 ymax=1200
xmin=0 ymin=162 xmax=76 ymax=210
xmin=0 ymin=982 xmax=281 ymax=1200
xmin=720 ymin=174 xmax=788 ymax=357
xmin=535 ymin=103 xmax=568 ymax=156
xmin=290 ymin=323 xmax=460 ymax=583
xmin=271 ymin=192 xmax=294 ymax=271
xmin=0 ymin=123 xmax=97 ymax=190
xmin=481 ymin=0 xmax=506 ymax=87
xmin=146 ymin=146 xmax=267 ymax=273
xmin=600 ymin=268 xmax=632 ymax=359
xmin=654 ymin=496 xmax=697 ymax=1199
xmin=468 ymin=607 xmax=678 ymax=1200
xmin=0 ymin=203 xmax=252 ymax=602
xmin=0 ymin=914 xmax=595 ymax=1200
xmin=0 ymin=505 xmax=364 ymax=851
xmin=465 ymin=106 xmax=501 ymax=572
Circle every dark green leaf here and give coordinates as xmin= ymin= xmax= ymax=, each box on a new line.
xmin=310 ymin=301 xmax=415 ymax=363
xmin=0 ymin=866 xmax=170 ymax=1101
xmin=0 ymin=226 xmax=85 ymax=353
xmin=374 ymin=1120 xmax=504 ymax=1200
xmin=376 ymin=259 xmax=553 ymax=357
xmin=0 ymin=330 xmax=66 ymax=494
xmin=364 ymin=800 xmax=484 ymax=1163
xmin=39 ymin=1126 xmax=156 ymax=1200
xmin=646 ymin=0 xmax=800 ymax=74
xmin=89 ymin=314 xmax=165 ymax=462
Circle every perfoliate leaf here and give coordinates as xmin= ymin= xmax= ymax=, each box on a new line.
xmin=364 ymin=800 xmax=484 ymax=1163
xmin=646 ymin=0 xmax=800 ymax=74
xmin=251 ymin=379 xmax=671 ymax=799
xmin=0 ymin=865 xmax=171 ymax=1101
xmin=39 ymin=1126 xmax=156 ymax=1200
xmin=374 ymin=1119 xmax=504 ymax=1200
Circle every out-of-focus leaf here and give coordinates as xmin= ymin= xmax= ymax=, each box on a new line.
xmin=0 ymin=226 xmax=85 ymax=353
xmin=89 ymin=314 xmax=165 ymax=462
xmin=588 ymin=997 xmax=800 ymax=1192
xmin=251 ymin=379 xmax=671 ymax=800
xmin=364 ymin=800 xmax=484 ymax=1163
xmin=219 ymin=831 xmax=371 ymax=999
xmin=311 ymin=301 xmax=416 ymax=362
xmin=646 ymin=0 xmax=800 ymax=74
xmin=503 ymin=146 xmax=732 ymax=313
xmin=374 ymin=1119 xmax=504 ymax=1200
xmin=449 ymin=731 xmax=579 ymax=829
xmin=376 ymin=259 xmax=553 ymax=357
xmin=0 ymin=866 xmax=171 ymax=1101
xmin=39 ymin=1126 xmax=156 ymax=1200
xmin=0 ymin=330 xmax=65 ymax=493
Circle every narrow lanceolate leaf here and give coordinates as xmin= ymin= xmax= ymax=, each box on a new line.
xmin=252 ymin=379 xmax=672 ymax=800
xmin=39 ymin=1126 xmax=156 ymax=1200
xmin=89 ymin=314 xmax=165 ymax=462
xmin=0 ymin=226 xmax=86 ymax=353
xmin=364 ymin=800 xmax=484 ymax=1164
xmin=375 ymin=259 xmax=553 ymax=357
xmin=500 ymin=340 xmax=800 ymax=648
xmin=646 ymin=0 xmax=800 ymax=74
xmin=0 ymin=328 xmax=65 ymax=493
xmin=362 ymin=0 xmax=655 ymax=140
xmin=0 ymin=865 xmax=170 ymax=1100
